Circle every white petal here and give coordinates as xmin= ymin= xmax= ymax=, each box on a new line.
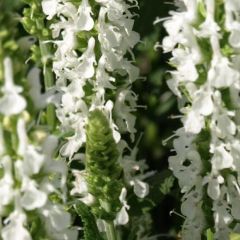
xmin=209 ymin=57 xmax=239 ymax=88
xmin=119 ymin=187 xmax=127 ymax=203
xmin=2 ymin=212 xmax=31 ymax=240
xmin=217 ymin=114 xmax=236 ymax=137
xmin=21 ymin=185 xmax=47 ymax=210
xmin=207 ymin=177 xmax=221 ymax=200
xmin=115 ymin=207 xmax=129 ymax=225
xmin=212 ymin=145 xmax=234 ymax=171
xmin=183 ymin=111 xmax=204 ymax=134
xmin=0 ymin=58 xmax=26 ymax=115
xmin=43 ymin=205 xmax=71 ymax=231
xmin=193 ymin=92 xmax=213 ymax=116
xmin=181 ymin=197 xmax=196 ymax=219
xmin=132 ymin=179 xmax=149 ymax=198
xmin=229 ymin=30 xmax=240 ymax=48
xmin=0 ymin=93 xmax=26 ymax=116
xmin=41 ymin=0 xmax=58 ymax=20
xmin=23 ymin=146 xmax=45 ymax=175
xmin=27 ymin=67 xmax=49 ymax=109
xmin=178 ymin=61 xmax=198 ymax=82
xmin=42 ymin=135 xmax=58 ymax=156
xmin=76 ymin=37 xmax=96 ymax=79
xmin=80 ymin=193 xmax=95 ymax=206
xmin=60 ymin=135 xmax=83 ymax=158
xmin=167 ymin=78 xmax=181 ymax=97
xmin=17 ymin=117 xmax=28 ymax=156
xmin=76 ymin=0 xmax=94 ymax=31
xmin=0 ymin=156 xmax=14 ymax=207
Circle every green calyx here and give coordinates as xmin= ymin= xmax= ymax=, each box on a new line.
xmin=86 ymin=110 xmax=123 ymax=221
xmin=22 ymin=1 xmax=50 ymax=40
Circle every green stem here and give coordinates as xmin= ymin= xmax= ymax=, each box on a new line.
xmin=105 ymin=221 xmax=118 ymax=240
xmin=39 ymin=40 xmax=55 ymax=130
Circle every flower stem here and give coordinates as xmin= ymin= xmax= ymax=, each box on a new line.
xmin=105 ymin=221 xmax=118 ymax=240
xmin=39 ymin=40 xmax=55 ymax=130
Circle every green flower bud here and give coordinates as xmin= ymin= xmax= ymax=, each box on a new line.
xmin=86 ymin=110 xmax=123 ymax=221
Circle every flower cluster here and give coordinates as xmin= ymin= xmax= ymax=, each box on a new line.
xmin=41 ymin=0 xmax=150 ymax=224
xmin=163 ymin=0 xmax=240 ymax=238
xmin=0 ymin=57 xmax=77 ymax=240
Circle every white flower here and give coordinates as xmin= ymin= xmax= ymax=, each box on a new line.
xmin=203 ymin=174 xmax=224 ymax=200
xmin=227 ymin=175 xmax=240 ymax=220
xmin=115 ymin=188 xmax=130 ymax=225
xmin=0 ymin=58 xmax=26 ymax=116
xmin=182 ymin=110 xmax=204 ymax=134
xmin=71 ymin=170 xmax=88 ymax=195
xmin=41 ymin=0 xmax=59 ymax=20
xmin=192 ymin=91 xmax=214 ymax=116
xmin=60 ymin=131 xmax=86 ymax=158
xmin=0 ymin=156 xmax=14 ymax=211
xmin=181 ymin=190 xmax=201 ymax=220
xmin=2 ymin=211 xmax=31 ymax=240
xmin=130 ymin=179 xmax=149 ymax=198
xmin=215 ymin=114 xmax=236 ymax=138
xmin=46 ymin=0 xmax=141 ymax=159
xmin=115 ymin=206 xmax=129 ymax=225
xmin=71 ymin=170 xmax=95 ymax=206
xmin=75 ymin=37 xmax=96 ymax=79
xmin=114 ymin=89 xmax=137 ymax=141
xmin=211 ymin=145 xmax=234 ymax=172
xmin=42 ymin=204 xmax=72 ymax=232
xmin=213 ymin=189 xmax=233 ymax=239
xmin=169 ymin=150 xmax=202 ymax=193
xmin=20 ymin=178 xmax=47 ymax=211
xmin=17 ymin=119 xmax=45 ymax=175
xmin=209 ymin=56 xmax=239 ymax=88
xmin=76 ymin=0 xmax=94 ymax=31
xmin=176 ymin=60 xmax=199 ymax=82
xmin=163 ymin=0 xmax=240 ymax=237
xmin=183 ymin=0 xmax=198 ymax=23
xmin=27 ymin=67 xmax=53 ymax=109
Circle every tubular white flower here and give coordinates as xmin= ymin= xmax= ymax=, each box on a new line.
xmin=0 ymin=57 xmax=77 ymax=240
xmin=0 ymin=58 xmax=26 ymax=116
xmin=163 ymin=0 xmax=240 ymax=238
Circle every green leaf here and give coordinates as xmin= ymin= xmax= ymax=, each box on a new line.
xmin=75 ymin=202 xmax=103 ymax=240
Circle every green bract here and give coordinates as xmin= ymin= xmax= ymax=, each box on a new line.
xmin=86 ymin=109 xmax=123 ymax=220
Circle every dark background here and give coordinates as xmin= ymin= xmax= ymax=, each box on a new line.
xmin=133 ymin=1 xmax=182 ymax=238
